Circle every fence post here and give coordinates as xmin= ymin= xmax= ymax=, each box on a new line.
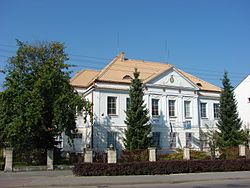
xmin=4 ymin=147 xmax=13 ymax=172
xmin=107 ymin=144 xmax=117 ymax=163
xmin=84 ymin=146 xmax=93 ymax=163
xmin=148 ymin=147 xmax=156 ymax=162
xmin=183 ymin=147 xmax=190 ymax=160
xmin=239 ymin=144 xmax=246 ymax=157
xmin=47 ymin=149 xmax=54 ymax=170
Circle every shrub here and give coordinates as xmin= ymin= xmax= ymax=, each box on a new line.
xmin=14 ymin=149 xmax=47 ymax=166
xmin=190 ymin=150 xmax=210 ymax=160
xmin=118 ymin=150 xmax=148 ymax=163
xmin=220 ymin=147 xmax=239 ymax=159
xmin=158 ymin=149 xmax=210 ymax=161
xmin=73 ymin=159 xmax=250 ymax=176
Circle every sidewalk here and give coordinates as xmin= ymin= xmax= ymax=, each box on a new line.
xmin=1 ymin=170 xmax=250 ymax=187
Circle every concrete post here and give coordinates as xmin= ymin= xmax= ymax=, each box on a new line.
xmin=47 ymin=149 xmax=54 ymax=170
xmin=239 ymin=144 xmax=246 ymax=157
xmin=84 ymin=148 xmax=93 ymax=163
xmin=107 ymin=148 xmax=117 ymax=163
xmin=148 ymin=147 xmax=156 ymax=162
xmin=4 ymin=147 xmax=13 ymax=172
xmin=183 ymin=147 xmax=190 ymax=160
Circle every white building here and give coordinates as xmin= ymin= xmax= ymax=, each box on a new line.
xmin=64 ymin=52 xmax=221 ymax=153
xmin=234 ymin=74 xmax=250 ymax=128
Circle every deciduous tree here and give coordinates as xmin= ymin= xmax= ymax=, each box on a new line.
xmin=0 ymin=40 xmax=85 ymax=151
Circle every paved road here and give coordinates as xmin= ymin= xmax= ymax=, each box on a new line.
xmin=1 ymin=170 xmax=250 ymax=188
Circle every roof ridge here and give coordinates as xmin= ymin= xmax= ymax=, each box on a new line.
xmin=143 ymin=64 xmax=173 ymax=83
xmin=96 ymin=52 xmax=125 ymax=81
xmin=179 ymin=69 xmax=221 ymax=91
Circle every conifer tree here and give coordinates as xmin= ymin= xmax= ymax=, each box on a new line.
xmin=124 ymin=68 xmax=151 ymax=150
xmin=217 ymin=71 xmax=244 ymax=148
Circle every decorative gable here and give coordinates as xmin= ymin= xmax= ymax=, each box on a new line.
xmin=147 ymin=68 xmax=198 ymax=90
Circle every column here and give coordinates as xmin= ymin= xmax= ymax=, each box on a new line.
xmin=148 ymin=147 xmax=156 ymax=162
xmin=84 ymin=148 xmax=93 ymax=163
xmin=107 ymin=145 xmax=117 ymax=163
xmin=47 ymin=149 xmax=54 ymax=170
xmin=183 ymin=147 xmax=190 ymax=160
xmin=4 ymin=147 xmax=13 ymax=172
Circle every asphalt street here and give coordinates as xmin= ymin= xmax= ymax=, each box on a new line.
xmin=1 ymin=170 xmax=250 ymax=188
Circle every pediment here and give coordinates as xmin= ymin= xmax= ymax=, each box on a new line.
xmin=147 ymin=68 xmax=198 ymax=89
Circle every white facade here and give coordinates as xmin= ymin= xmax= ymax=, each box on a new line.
xmin=234 ymin=75 xmax=250 ymax=128
xmin=63 ymin=66 xmax=221 ymax=153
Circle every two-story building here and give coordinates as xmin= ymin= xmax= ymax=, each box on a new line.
xmin=234 ymin=74 xmax=250 ymax=129
xmin=63 ymin=52 xmax=221 ymax=153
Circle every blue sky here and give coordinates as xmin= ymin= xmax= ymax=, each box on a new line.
xmin=0 ymin=0 xmax=249 ymax=88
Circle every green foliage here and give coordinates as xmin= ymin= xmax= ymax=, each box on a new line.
xmin=124 ymin=68 xmax=151 ymax=150
xmin=217 ymin=71 xmax=244 ymax=148
xmin=219 ymin=147 xmax=239 ymax=160
xmin=119 ymin=149 xmax=149 ymax=162
xmin=159 ymin=149 xmax=209 ymax=161
xmin=13 ymin=149 xmax=47 ymax=166
xmin=0 ymin=40 xmax=85 ymax=151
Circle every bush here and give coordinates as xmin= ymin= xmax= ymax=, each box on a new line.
xmin=159 ymin=149 xmax=210 ymax=161
xmin=118 ymin=150 xmax=148 ymax=163
xmin=191 ymin=150 xmax=210 ymax=160
xmin=14 ymin=149 xmax=46 ymax=166
xmin=220 ymin=147 xmax=239 ymax=159
xmin=73 ymin=159 xmax=250 ymax=176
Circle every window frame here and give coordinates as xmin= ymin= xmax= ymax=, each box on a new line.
xmin=184 ymin=101 xmax=191 ymax=118
xmin=169 ymin=100 xmax=176 ymax=117
xmin=200 ymin=102 xmax=207 ymax=118
xmin=152 ymin=98 xmax=159 ymax=117
xmin=107 ymin=96 xmax=117 ymax=116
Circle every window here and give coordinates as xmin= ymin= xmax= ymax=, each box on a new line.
xmin=170 ymin=132 xmax=177 ymax=148
xmin=200 ymin=103 xmax=207 ymax=118
xmin=169 ymin=100 xmax=176 ymax=117
xmin=152 ymin=99 xmax=159 ymax=116
xmin=107 ymin=96 xmax=117 ymax=115
xmin=183 ymin=121 xmax=191 ymax=129
xmin=107 ymin=132 xmax=117 ymax=148
xmin=126 ymin=98 xmax=130 ymax=111
xmin=184 ymin=101 xmax=191 ymax=118
xmin=152 ymin=132 xmax=161 ymax=148
xmin=186 ymin=132 xmax=192 ymax=147
xmin=213 ymin=103 xmax=219 ymax=119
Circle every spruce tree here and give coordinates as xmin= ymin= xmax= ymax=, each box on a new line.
xmin=217 ymin=71 xmax=243 ymax=148
xmin=124 ymin=68 xmax=151 ymax=150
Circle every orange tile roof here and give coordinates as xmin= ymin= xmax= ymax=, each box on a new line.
xmin=70 ymin=52 xmax=221 ymax=92
xmin=70 ymin=70 xmax=99 ymax=88
xmin=178 ymin=69 xmax=221 ymax=92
